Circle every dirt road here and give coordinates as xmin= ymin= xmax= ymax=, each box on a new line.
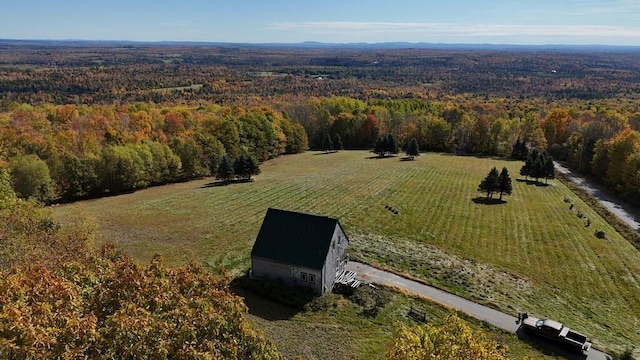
xmin=555 ymin=162 xmax=640 ymax=230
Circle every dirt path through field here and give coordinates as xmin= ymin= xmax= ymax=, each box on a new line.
xmin=346 ymin=261 xmax=608 ymax=360
xmin=555 ymin=161 xmax=640 ymax=230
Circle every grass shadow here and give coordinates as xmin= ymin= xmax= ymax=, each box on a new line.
xmin=516 ymin=178 xmax=551 ymax=187
xmin=229 ymin=274 xmax=315 ymax=321
xmin=472 ymin=197 xmax=507 ymax=205
xmin=365 ymin=154 xmax=398 ymax=160
xmin=399 ymin=156 xmax=417 ymax=161
xmin=200 ymin=178 xmax=254 ymax=188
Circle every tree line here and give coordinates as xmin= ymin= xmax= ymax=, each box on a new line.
xmin=288 ymin=97 xmax=640 ymax=206
xmin=0 ymin=103 xmax=308 ymax=202
xmin=5 ymin=96 xmax=640 ymax=206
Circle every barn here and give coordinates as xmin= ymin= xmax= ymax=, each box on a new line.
xmin=250 ymin=208 xmax=350 ymax=295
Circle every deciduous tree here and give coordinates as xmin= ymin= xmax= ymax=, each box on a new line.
xmin=9 ymin=154 xmax=55 ymax=203
xmin=386 ymin=314 xmax=509 ymax=360
xmin=0 ymin=168 xmax=16 ymax=210
xmin=0 ymin=249 xmax=283 ymax=359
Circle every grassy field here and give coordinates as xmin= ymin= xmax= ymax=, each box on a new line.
xmin=53 ymin=150 xmax=640 ymax=355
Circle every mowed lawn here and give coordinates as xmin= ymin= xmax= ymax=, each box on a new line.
xmin=53 ymin=150 xmax=640 ymax=354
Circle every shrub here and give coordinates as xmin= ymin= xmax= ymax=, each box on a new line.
xmin=304 ymin=293 xmax=341 ymax=312
xmin=349 ymin=285 xmax=392 ymax=316
xmin=608 ymin=347 xmax=636 ymax=360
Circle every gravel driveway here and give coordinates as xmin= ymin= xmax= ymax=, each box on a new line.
xmin=346 ymin=261 xmax=609 ymax=360
xmin=555 ymin=161 xmax=640 ymax=230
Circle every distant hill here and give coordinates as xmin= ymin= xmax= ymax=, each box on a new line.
xmin=1 ymin=38 xmax=639 ymax=52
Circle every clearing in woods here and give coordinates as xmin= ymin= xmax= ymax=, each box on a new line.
xmin=53 ymin=150 xmax=640 ymax=355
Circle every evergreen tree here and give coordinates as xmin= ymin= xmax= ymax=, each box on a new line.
xmin=541 ymin=151 xmax=555 ymax=183
xmin=529 ymin=150 xmax=543 ymax=182
xmin=323 ymin=134 xmax=333 ymax=153
xmin=511 ymin=138 xmax=528 ymax=160
xmin=244 ymin=155 xmax=261 ymax=180
xmin=520 ymin=149 xmax=554 ymax=184
xmin=374 ymin=136 xmax=387 ymax=157
xmin=216 ymin=155 xmax=234 ymax=183
xmin=511 ymin=138 xmax=522 ymax=160
xmin=233 ymin=154 xmax=260 ymax=181
xmin=520 ymin=148 xmax=537 ymax=180
xmin=497 ymin=167 xmax=513 ymax=200
xmin=333 ymin=134 xmax=343 ymax=152
xmin=511 ymin=138 xmax=520 ymax=159
xmin=478 ymin=167 xmax=500 ymax=198
xmin=518 ymin=140 xmax=528 ymax=160
xmin=406 ymin=138 xmax=420 ymax=159
xmin=386 ymin=134 xmax=398 ymax=154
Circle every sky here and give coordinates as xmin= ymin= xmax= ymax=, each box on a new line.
xmin=2 ymin=0 xmax=640 ymax=46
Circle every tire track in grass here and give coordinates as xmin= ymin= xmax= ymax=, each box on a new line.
xmin=434 ymin=165 xmax=465 ymax=250
xmin=545 ymin=188 xmax=621 ymax=310
xmin=407 ymin=167 xmax=440 ymax=241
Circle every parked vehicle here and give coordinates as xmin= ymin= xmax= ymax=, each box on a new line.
xmin=519 ymin=314 xmax=591 ymax=352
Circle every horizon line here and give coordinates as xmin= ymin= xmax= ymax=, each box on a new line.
xmin=2 ymin=38 xmax=640 ymax=49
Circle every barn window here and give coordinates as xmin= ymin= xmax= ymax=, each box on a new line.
xmin=309 ymin=274 xmax=315 ymax=283
xmin=301 ymin=272 xmax=307 ymax=282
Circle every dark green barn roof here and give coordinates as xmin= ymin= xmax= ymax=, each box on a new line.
xmin=251 ymin=208 xmax=346 ymax=269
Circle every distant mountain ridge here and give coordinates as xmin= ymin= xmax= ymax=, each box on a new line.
xmin=1 ymin=38 xmax=639 ymax=52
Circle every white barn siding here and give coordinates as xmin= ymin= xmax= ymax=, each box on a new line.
xmin=322 ymin=225 xmax=349 ymax=294
xmin=252 ymin=257 xmax=324 ymax=293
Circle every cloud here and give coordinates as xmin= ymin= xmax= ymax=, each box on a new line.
xmin=269 ymin=22 xmax=640 ymax=41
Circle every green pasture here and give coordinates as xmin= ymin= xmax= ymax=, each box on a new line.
xmin=53 ymin=150 xmax=640 ymax=355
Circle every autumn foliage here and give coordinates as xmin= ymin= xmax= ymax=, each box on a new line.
xmin=0 ymin=181 xmax=282 ymax=359
xmin=386 ymin=314 xmax=509 ymax=360
xmin=0 ymin=250 xmax=282 ymax=359
xmin=0 ymin=104 xmax=308 ymax=202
